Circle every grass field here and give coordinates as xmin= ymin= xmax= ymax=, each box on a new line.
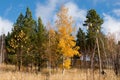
xmin=0 ymin=64 xmax=120 ymax=80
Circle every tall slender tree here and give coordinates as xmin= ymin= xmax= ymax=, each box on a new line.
xmin=84 ymin=9 xmax=103 ymax=50
xmin=56 ymin=6 xmax=80 ymax=70
xmin=83 ymin=9 xmax=104 ymax=75
xmin=34 ymin=17 xmax=47 ymax=71
xmin=22 ymin=7 xmax=37 ymax=68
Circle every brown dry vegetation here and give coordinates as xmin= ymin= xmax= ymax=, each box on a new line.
xmin=0 ymin=64 xmax=120 ymax=80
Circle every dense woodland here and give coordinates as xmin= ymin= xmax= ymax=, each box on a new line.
xmin=0 ymin=6 xmax=120 ymax=75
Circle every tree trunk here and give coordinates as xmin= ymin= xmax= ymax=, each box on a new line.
xmin=38 ymin=63 xmax=41 ymax=71
xmin=91 ymin=45 xmax=96 ymax=80
xmin=96 ymin=37 xmax=102 ymax=73
xmin=17 ymin=47 xmax=21 ymax=71
xmin=100 ymin=38 xmax=108 ymax=68
xmin=20 ymin=50 xmax=22 ymax=71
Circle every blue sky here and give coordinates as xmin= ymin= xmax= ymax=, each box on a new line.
xmin=1 ymin=0 xmax=120 ymax=41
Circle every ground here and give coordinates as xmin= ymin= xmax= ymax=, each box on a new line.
xmin=0 ymin=64 xmax=120 ymax=80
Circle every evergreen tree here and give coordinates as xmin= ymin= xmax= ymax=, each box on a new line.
xmin=6 ymin=7 xmax=37 ymax=70
xmin=7 ymin=25 xmax=28 ymax=70
xmin=16 ymin=13 xmax=24 ymax=27
xmin=76 ymin=27 xmax=86 ymax=67
xmin=76 ymin=28 xmax=86 ymax=53
xmin=35 ymin=17 xmax=47 ymax=71
xmin=83 ymin=9 xmax=103 ymax=55
xmin=83 ymin=9 xmax=103 ymax=72
xmin=22 ymin=7 xmax=37 ymax=68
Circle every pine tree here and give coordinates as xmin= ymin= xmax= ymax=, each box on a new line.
xmin=7 ymin=13 xmax=27 ymax=70
xmin=76 ymin=27 xmax=86 ymax=67
xmin=35 ymin=17 xmax=47 ymax=71
xmin=6 ymin=7 xmax=37 ymax=70
xmin=8 ymin=26 xmax=28 ymax=70
xmin=76 ymin=28 xmax=86 ymax=53
xmin=84 ymin=9 xmax=103 ymax=50
xmin=83 ymin=9 xmax=103 ymax=73
xmin=22 ymin=7 xmax=37 ymax=68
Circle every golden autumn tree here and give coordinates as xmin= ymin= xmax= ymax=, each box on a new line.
xmin=56 ymin=6 xmax=80 ymax=69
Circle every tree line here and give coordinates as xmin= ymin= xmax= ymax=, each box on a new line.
xmin=1 ymin=6 xmax=120 ymax=75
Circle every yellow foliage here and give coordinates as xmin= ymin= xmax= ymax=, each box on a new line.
xmin=56 ymin=6 xmax=80 ymax=69
xmin=63 ymin=59 xmax=71 ymax=69
xmin=8 ymin=30 xmax=28 ymax=53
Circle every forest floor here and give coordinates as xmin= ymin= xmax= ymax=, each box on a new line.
xmin=0 ymin=64 xmax=120 ymax=80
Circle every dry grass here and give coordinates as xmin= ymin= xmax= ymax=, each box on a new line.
xmin=49 ymin=69 xmax=119 ymax=80
xmin=0 ymin=64 xmax=120 ymax=80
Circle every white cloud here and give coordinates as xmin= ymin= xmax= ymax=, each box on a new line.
xmin=102 ymin=13 xmax=120 ymax=42
xmin=35 ymin=0 xmax=86 ymax=26
xmin=35 ymin=0 xmax=60 ymax=25
xmin=0 ymin=17 xmax=13 ymax=35
xmin=65 ymin=2 xmax=87 ymax=31
xmin=113 ymin=9 xmax=120 ymax=16
xmin=35 ymin=0 xmax=87 ymax=35
xmin=53 ymin=2 xmax=87 ymax=35
xmin=65 ymin=2 xmax=86 ymax=22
